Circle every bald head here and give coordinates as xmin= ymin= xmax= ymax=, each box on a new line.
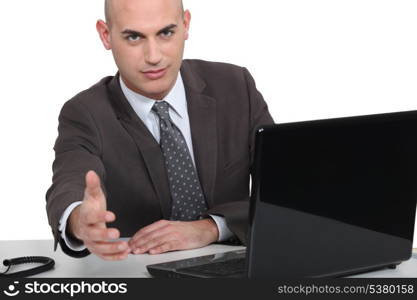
xmin=97 ymin=0 xmax=191 ymax=100
xmin=104 ymin=0 xmax=184 ymax=27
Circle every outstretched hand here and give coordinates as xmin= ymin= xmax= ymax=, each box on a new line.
xmin=68 ymin=171 xmax=130 ymax=260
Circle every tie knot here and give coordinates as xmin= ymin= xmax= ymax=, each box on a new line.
xmin=152 ymin=101 xmax=170 ymax=120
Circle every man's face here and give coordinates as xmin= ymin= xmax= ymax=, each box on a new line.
xmin=98 ymin=0 xmax=190 ymax=100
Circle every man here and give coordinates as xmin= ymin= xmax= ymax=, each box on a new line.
xmin=46 ymin=0 xmax=274 ymax=261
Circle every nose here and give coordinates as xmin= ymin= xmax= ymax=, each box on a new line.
xmin=144 ymin=38 xmax=162 ymax=66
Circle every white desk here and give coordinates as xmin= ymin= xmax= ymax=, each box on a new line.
xmin=0 ymin=240 xmax=416 ymax=278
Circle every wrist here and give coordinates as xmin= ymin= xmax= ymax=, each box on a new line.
xmin=200 ymin=218 xmax=219 ymax=243
xmin=68 ymin=206 xmax=82 ymax=241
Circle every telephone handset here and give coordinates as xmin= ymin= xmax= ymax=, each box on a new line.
xmin=0 ymin=256 xmax=55 ymax=278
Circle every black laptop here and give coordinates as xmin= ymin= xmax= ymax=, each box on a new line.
xmin=147 ymin=110 xmax=417 ymax=278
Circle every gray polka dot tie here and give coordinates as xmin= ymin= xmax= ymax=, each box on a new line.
xmin=152 ymin=101 xmax=208 ymax=221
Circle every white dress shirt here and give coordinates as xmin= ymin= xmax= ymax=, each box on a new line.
xmin=59 ymin=74 xmax=233 ymax=251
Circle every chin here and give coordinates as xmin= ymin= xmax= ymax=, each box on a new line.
xmin=144 ymin=82 xmax=173 ymax=98
xmin=125 ymin=72 xmax=176 ymax=99
xmin=139 ymin=87 xmax=167 ymax=100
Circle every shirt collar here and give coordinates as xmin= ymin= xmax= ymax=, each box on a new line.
xmin=119 ymin=73 xmax=187 ymax=121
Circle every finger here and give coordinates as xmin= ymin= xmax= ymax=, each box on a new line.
xmin=85 ymin=170 xmax=104 ymax=199
xmin=149 ymin=241 xmax=178 ymax=255
xmin=83 ymin=210 xmax=115 ymax=226
xmin=133 ymin=233 xmax=175 ymax=255
xmin=84 ymin=226 xmax=120 ymax=242
xmin=128 ymin=220 xmax=171 ymax=246
xmin=130 ymin=225 xmax=171 ymax=250
xmin=97 ymin=248 xmax=131 ymax=261
xmin=87 ymin=240 xmax=130 ymax=255
xmin=133 ymin=238 xmax=163 ymax=254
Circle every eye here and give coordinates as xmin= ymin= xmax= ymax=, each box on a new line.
xmin=126 ymin=35 xmax=141 ymax=42
xmin=160 ymin=30 xmax=174 ymax=38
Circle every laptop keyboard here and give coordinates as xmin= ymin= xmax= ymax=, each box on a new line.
xmin=177 ymin=257 xmax=246 ymax=277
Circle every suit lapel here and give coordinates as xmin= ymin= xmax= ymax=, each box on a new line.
xmin=181 ymin=61 xmax=218 ymax=207
xmin=107 ymin=75 xmax=172 ymax=219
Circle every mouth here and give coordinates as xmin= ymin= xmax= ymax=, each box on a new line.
xmin=142 ymin=68 xmax=168 ymax=80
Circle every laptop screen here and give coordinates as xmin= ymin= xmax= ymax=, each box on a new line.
xmin=248 ymin=111 xmax=417 ymax=277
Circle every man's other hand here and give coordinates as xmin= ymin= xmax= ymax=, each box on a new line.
xmin=68 ymin=170 xmax=130 ymax=260
xmin=128 ymin=219 xmax=219 ymax=255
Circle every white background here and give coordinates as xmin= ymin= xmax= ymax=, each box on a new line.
xmin=0 ymin=0 xmax=416 ymax=247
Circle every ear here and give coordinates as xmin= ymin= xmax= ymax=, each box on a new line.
xmin=183 ymin=10 xmax=191 ymax=40
xmin=96 ymin=20 xmax=112 ymax=50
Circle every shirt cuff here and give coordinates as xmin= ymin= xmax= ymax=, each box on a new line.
xmin=208 ymin=214 xmax=234 ymax=242
xmin=59 ymin=201 xmax=87 ymax=252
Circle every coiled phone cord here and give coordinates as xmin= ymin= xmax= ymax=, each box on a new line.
xmin=0 ymin=256 xmax=55 ymax=278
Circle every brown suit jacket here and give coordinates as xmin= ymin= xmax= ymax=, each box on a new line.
xmin=46 ymin=59 xmax=274 ymax=257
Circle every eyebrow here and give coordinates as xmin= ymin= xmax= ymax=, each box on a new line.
xmin=121 ymin=24 xmax=178 ymax=38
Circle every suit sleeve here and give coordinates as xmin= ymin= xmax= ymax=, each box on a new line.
xmin=46 ymin=99 xmax=106 ymax=258
xmin=206 ymin=68 xmax=275 ymax=245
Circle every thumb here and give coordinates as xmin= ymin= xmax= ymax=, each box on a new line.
xmin=85 ymin=170 xmax=104 ymax=200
